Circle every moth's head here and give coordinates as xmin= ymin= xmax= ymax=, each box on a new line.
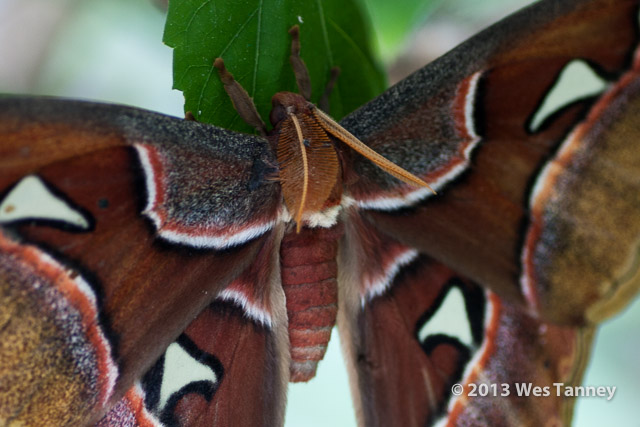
xmin=270 ymin=92 xmax=312 ymax=127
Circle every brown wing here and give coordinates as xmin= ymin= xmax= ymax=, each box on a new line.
xmin=134 ymin=301 xmax=287 ymax=427
xmin=138 ymin=226 xmax=288 ymax=427
xmin=338 ymin=209 xmax=592 ymax=426
xmin=340 ymin=0 xmax=640 ymax=325
xmin=335 ymin=1 xmax=639 ymax=425
xmin=98 ymin=227 xmax=289 ymax=427
xmin=0 ymin=97 xmax=280 ymax=424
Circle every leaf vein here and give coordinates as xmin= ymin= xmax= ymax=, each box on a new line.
xmin=252 ymin=0 xmax=264 ymax=97
xmin=315 ymin=0 xmax=334 ymax=65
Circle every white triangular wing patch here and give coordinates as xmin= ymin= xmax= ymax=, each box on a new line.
xmin=418 ymin=286 xmax=473 ymax=348
xmin=529 ymin=59 xmax=607 ymax=132
xmin=0 ymin=175 xmax=90 ymax=229
xmin=159 ymin=342 xmax=218 ymax=410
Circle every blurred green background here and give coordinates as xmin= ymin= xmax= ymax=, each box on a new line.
xmin=0 ymin=0 xmax=638 ymax=426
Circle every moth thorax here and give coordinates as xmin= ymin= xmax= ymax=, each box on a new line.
xmin=276 ymin=109 xmax=341 ymax=229
xmin=279 ymin=224 xmax=343 ymax=382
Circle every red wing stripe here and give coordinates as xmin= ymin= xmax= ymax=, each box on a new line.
xmin=354 ymin=72 xmax=483 ymax=211
xmin=362 ymin=248 xmax=419 ymax=303
xmin=97 ymin=383 xmax=163 ymax=427
xmin=520 ymin=51 xmax=640 ymax=313
xmin=435 ymin=291 xmax=500 ymax=426
xmin=217 ymin=287 xmax=273 ymax=327
xmin=135 ymin=144 xmax=277 ymax=249
xmin=0 ymin=230 xmax=118 ymax=409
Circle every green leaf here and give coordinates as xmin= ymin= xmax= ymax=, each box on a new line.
xmin=163 ymin=0 xmax=385 ymax=134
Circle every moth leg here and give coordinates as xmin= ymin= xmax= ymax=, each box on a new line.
xmin=213 ymin=58 xmax=268 ymax=136
xmin=288 ymin=25 xmax=312 ymax=101
xmin=318 ymin=67 xmax=341 ymax=113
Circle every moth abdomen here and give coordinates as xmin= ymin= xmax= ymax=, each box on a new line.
xmin=280 ymin=224 xmax=343 ymax=382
